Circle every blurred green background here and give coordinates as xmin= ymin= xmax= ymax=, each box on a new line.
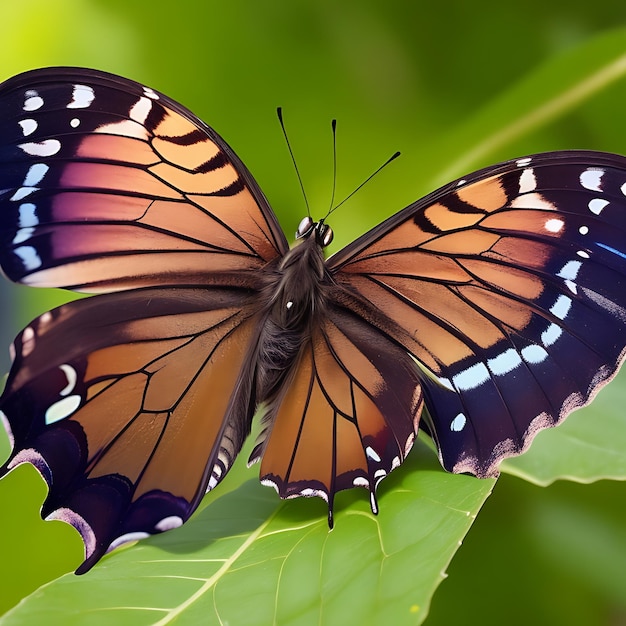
xmin=0 ymin=1 xmax=625 ymax=624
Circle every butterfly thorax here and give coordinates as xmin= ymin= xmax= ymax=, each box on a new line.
xmin=255 ymin=220 xmax=332 ymax=401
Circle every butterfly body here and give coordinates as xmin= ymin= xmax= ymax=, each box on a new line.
xmin=1 ymin=67 xmax=626 ymax=573
xmin=254 ymin=220 xmax=330 ymax=401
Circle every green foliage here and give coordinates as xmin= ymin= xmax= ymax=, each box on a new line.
xmin=0 ymin=443 xmax=491 ymax=625
xmin=503 ymin=367 xmax=626 ymax=484
xmin=0 ymin=2 xmax=625 ymax=624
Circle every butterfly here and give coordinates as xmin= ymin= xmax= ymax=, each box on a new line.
xmin=1 ymin=67 xmax=626 ymax=574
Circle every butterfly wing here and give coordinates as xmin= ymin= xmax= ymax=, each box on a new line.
xmin=250 ymin=304 xmax=424 ymax=518
xmin=0 ymin=67 xmax=287 ymax=291
xmin=1 ymin=288 xmax=260 ymax=572
xmin=327 ymin=150 xmax=626 ymax=478
xmin=0 ymin=67 xmax=286 ymax=571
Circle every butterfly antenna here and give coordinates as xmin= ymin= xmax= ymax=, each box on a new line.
xmin=327 ymin=150 xmax=401 ymax=217
xmin=277 ymin=107 xmax=311 ymax=217
xmin=328 ymin=119 xmax=338 ymax=214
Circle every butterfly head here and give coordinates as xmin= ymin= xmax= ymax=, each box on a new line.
xmin=295 ymin=217 xmax=334 ymax=248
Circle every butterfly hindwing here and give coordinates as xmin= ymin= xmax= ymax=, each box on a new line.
xmin=0 ymin=286 xmax=260 ymax=572
xmin=0 ymin=67 xmax=287 ymax=291
xmin=253 ymin=302 xmax=423 ymax=516
xmin=329 ymin=151 xmax=626 ymax=476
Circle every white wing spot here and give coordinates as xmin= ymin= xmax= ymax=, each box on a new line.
xmin=67 ymin=84 xmax=95 ymax=109
xmin=510 ymin=193 xmax=556 ymax=211
xmin=70 ymin=118 xmax=80 ymax=128
xmin=450 ymin=413 xmax=466 ymax=432
xmin=541 ymin=323 xmax=562 ymax=347
xmin=519 ymin=168 xmax=537 ymax=193
xmin=557 ymin=258 xmax=582 ymax=295
xmin=23 ymin=163 xmax=49 ymax=187
xmin=143 ymin=87 xmax=159 ymax=100
xmin=515 ymin=157 xmax=532 ymax=167
xmin=557 ymin=260 xmax=581 ymax=281
xmin=18 ymin=203 xmax=38 ymax=227
xmin=545 ymin=218 xmax=564 ymax=233
xmin=45 ymin=395 xmax=82 ymax=425
xmin=59 ymin=364 xmax=78 ymax=396
xmin=521 ymin=345 xmax=549 ymax=364
xmin=550 ymin=294 xmax=572 ymax=321
xmin=453 ymin=362 xmax=490 ymax=391
xmin=107 ymin=532 xmax=150 ymax=553
xmin=366 ymin=446 xmax=381 ymax=462
xmin=580 ymin=168 xmax=604 ymax=192
xmin=577 ymin=250 xmax=590 ymax=259
xmin=564 ymin=280 xmax=577 ymax=295
xmin=23 ymin=91 xmax=43 ymax=111
xmin=18 ymin=119 xmax=37 ymax=136
xmin=155 ymin=516 xmax=183 ymax=532
xmin=579 ymin=225 xmax=589 ymax=235
xmin=588 ymin=198 xmax=609 ymax=215
xmin=488 ymin=348 xmax=522 ymax=376
xmin=19 ymin=139 xmax=61 ymax=157
xmin=14 ymin=245 xmax=41 ymax=270
xmin=10 ymin=187 xmax=37 ymax=201
xmin=12 ymin=227 xmax=34 ymax=245
xmin=129 ymin=96 xmax=152 ymax=125
xmin=261 ymin=478 xmax=279 ymax=493
xmin=95 ymin=119 xmax=147 ymax=139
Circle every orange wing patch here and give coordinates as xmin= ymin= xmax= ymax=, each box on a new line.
xmin=259 ymin=316 xmax=423 ymax=516
xmin=455 ymin=175 xmax=507 ymax=211
xmin=78 ymin=313 xmax=256 ymax=505
xmin=7 ymin=73 xmax=287 ymax=292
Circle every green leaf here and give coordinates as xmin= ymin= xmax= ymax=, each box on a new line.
xmin=331 ymin=26 xmax=626 ymax=246
xmin=426 ymin=26 xmax=626 ymax=189
xmin=502 ymin=367 xmax=626 ymax=485
xmin=0 ymin=442 xmax=492 ymax=626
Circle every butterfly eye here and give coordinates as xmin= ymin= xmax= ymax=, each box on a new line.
xmin=317 ymin=222 xmax=334 ymax=247
xmin=295 ymin=216 xmax=314 ymax=239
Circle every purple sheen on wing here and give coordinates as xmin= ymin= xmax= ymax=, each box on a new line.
xmin=7 ymin=448 xmax=52 ymax=485
xmin=45 ymin=507 xmax=96 ymax=560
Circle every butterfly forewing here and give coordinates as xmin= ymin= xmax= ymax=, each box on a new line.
xmin=329 ymin=151 xmax=626 ymax=476
xmin=0 ymin=67 xmax=287 ymax=291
